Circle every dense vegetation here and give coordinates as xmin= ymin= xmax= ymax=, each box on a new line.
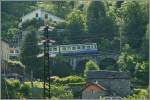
xmin=1 ymin=0 xmax=149 ymax=99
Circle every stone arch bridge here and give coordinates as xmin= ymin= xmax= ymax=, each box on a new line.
xmin=62 ymin=52 xmax=119 ymax=70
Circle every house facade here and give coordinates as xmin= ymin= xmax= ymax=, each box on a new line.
xmin=19 ymin=9 xmax=65 ymax=27
xmin=82 ymin=83 xmax=108 ymax=99
xmin=8 ymin=31 xmax=22 ymax=60
xmin=83 ymin=70 xmax=131 ymax=99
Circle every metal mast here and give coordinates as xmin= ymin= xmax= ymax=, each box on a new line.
xmin=43 ymin=26 xmax=49 ymax=98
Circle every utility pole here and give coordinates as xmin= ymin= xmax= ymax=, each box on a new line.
xmin=43 ymin=25 xmax=55 ymax=99
xmin=43 ymin=26 xmax=49 ymax=98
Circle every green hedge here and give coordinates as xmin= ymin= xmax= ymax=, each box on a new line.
xmin=52 ymin=75 xmax=85 ymax=84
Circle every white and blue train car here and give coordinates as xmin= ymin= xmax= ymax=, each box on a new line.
xmin=49 ymin=43 xmax=98 ymax=55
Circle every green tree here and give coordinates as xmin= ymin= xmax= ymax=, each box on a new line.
xmin=20 ymin=27 xmax=41 ymax=78
xmin=140 ymin=27 xmax=149 ymax=59
xmin=1 ymin=1 xmax=36 ymax=39
xmin=87 ymin=1 xmax=106 ymax=34
xmin=121 ymin=1 xmax=148 ymax=49
xmin=117 ymin=44 xmax=137 ymax=75
xmin=51 ymin=56 xmax=73 ymax=77
xmin=135 ymin=61 xmax=149 ymax=86
xmin=84 ymin=60 xmax=100 ymax=76
xmin=66 ymin=10 xmax=86 ymax=39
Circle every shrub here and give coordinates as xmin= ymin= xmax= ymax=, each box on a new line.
xmin=4 ymin=79 xmax=21 ymax=99
xmin=84 ymin=60 xmax=100 ymax=76
xmin=49 ymin=84 xmax=73 ymax=99
xmin=123 ymin=88 xmax=148 ymax=100
xmin=7 ymin=60 xmax=25 ymax=75
xmin=53 ymin=75 xmax=85 ymax=84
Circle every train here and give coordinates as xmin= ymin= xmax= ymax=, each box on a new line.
xmin=49 ymin=43 xmax=98 ymax=55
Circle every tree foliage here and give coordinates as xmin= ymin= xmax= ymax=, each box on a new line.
xmin=84 ymin=60 xmax=100 ymax=76
xmin=20 ymin=27 xmax=41 ymax=78
xmin=120 ymin=1 xmax=148 ymax=49
xmin=51 ymin=56 xmax=73 ymax=77
xmin=66 ymin=10 xmax=86 ymax=39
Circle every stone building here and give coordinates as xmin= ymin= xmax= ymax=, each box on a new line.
xmin=82 ymin=70 xmax=131 ymax=99
xmin=9 ymin=31 xmax=22 ymax=60
xmin=82 ymin=82 xmax=109 ymax=99
xmin=19 ymin=9 xmax=65 ymax=27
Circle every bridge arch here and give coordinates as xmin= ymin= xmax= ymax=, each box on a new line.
xmin=75 ymin=59 xmax=89 ymax=74
xmin=99 ymin=58 xmax=119 ymax=71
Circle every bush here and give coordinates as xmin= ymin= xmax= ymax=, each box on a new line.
xmin=3 ymin=79 xmax=21 ymax=99
xmin=49 ymin=84 xmax=73 ymax=99
xmin=53 ymin=75 xmax=85 ymax=84
xmin=123 ymin=88 xmax=148 ymax=100
xmin=7 ymin=60 xmax=25 ymax=75
xmin=84 ymin=60 xmax=100 ymax=76
xmin=51 ymin=56 xmax=73 ymax=77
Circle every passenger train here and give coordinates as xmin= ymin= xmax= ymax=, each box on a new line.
xmin=49 ymin=43 xmax=98 ymax=55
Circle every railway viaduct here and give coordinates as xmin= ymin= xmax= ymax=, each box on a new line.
xmin=62 ymin=51 xmax=119 ymax=70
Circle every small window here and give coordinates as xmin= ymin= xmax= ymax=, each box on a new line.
xmin=10 ymin=50 xmax=14 ymax=53
xmin=72 ymin=46 xmax=76 ymax=50
xmin=82 ymin=45 xmax=85 ymax=49
xmin=49 ymin=48 xmax=52 ymax=51
xmin=91 ymin=90 xmax=94 ymax=94
xmin=62 ymin=47 xmax=66 ymax=51
xmin=94 ymin=45 xmax=97 ymax=49
xmin=91 ymin=45 xmax=94 ymax=49
xmin=15 ymin=50 xmax=19 ymax=53
xmin=45 ymin=14 xmax=48 ymax=19
xmin=53 ymin=47 xmax=57 ymax=51
xmin=36 ymin=13 xmax=38 ymax=17
xmin=77 ymin=46 xmax=81 ymax=50
xmin=87 ymin=45 xmax=90 ymax=49
xmin=67 ymin=47 xmax=71 ymax=51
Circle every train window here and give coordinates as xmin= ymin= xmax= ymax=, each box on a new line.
xmin=53 ymin=47 xmax=57 ymax=51
xmin=87 ymin=45 xmax=91 ymax=49
xmin=49 ymin=48 xmax=52 ymax=51
xmin=72 ymin=46 xmax=76 ymax=50
xmin=62 ymin=47 xmax=66 ymax=51
xmin=77 ymin=46 xmax=81 ymax=49
xmin=91 ymin=45 xmax=94 ymax=49
xmin=67 ymin=47 xmax=71 ymax=50
xmin=82 ymin=45 xmax=85 ymax=49
xmin=94 ymin=45 xmax=97 ymax=48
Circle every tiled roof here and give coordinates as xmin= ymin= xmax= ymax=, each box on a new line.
xmin=87 ymin=70 xmax=130 ymax=79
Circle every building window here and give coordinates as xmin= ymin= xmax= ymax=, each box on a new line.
xmin=15 ymin=50 xmax=19 ymax=53
xmin=10 ymin=50 xmax=14 ymax=53
xmin=36 ymin=13 xmax=38 ymax=17
xmin=91 ymin=89 xmax=94 ymax=94
xmin=45 ymin=14 xmax=48 ymax=19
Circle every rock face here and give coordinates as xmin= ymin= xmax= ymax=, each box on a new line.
xmin=82 ymin=70 xmax=131 ymax=99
